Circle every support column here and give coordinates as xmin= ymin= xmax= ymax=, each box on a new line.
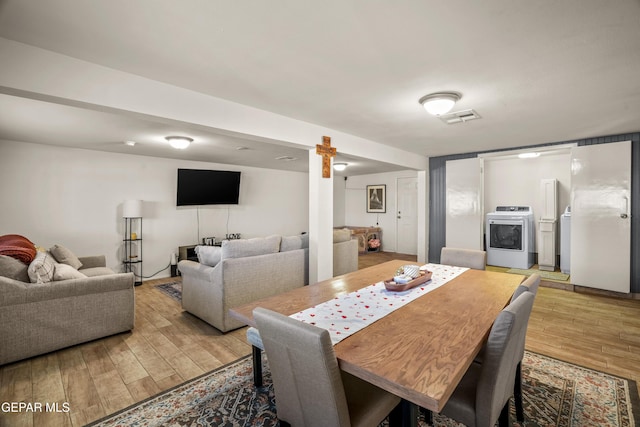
xmin=417 ymin=170 xmax=429 ymax=264
xmin=309 ymin=149 xmax=334 ymax=283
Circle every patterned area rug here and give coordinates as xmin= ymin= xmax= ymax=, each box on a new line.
xmin=506 ymin=267 xmax=570 ymax=282
xmin=88 ymin=351 xmax=639 ymax=427
xmin=155 ymin=281 xmax=182 ymax=301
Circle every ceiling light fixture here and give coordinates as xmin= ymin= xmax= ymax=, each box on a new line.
xmin=165 ymin=136 xmax=193 ymax=149
xmin=333 ymin=162 xmax=348 ymax=171
xmin=124 ymin=140 xmax=136 ymax=146
xmin=419 ymin=92 xmax=461 ymax=116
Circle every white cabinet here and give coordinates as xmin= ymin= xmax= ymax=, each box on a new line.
xmin=538 ymin=219 xmax=556 ymax=271
xmin=538 ymin=179 xmax=558 ymax=271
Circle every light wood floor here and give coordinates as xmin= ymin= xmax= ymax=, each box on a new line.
xmin=2 ymin=251 xmax=640 ymax=426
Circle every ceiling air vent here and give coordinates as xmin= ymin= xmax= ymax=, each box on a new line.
xmin=439 ymin=109 xmax=481 ymax=125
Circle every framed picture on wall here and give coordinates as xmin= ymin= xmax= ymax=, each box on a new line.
xmin=366 ymin=185 xmax=386 ymax=213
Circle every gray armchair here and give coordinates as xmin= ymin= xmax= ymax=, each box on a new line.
xmin=440 ymin=247 xmax=487 ymax=270
xmin=253 ymin=307 xmax=402 ymax=427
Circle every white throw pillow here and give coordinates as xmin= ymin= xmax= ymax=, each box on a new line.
xmin=27 ymin=251 xmax=56 ymax=283
xmin=53 ymin=263 xmax=87 ymax=281
xmin=195 ymin=245 xmax=222 ymax=267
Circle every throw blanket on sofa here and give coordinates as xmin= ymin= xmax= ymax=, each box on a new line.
xmin=0 ymin=234 xmax=37 ymax=263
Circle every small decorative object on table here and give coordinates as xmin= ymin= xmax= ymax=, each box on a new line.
xmin=384 ymin=264 xmax=432 ymax=292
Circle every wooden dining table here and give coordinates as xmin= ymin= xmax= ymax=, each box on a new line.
xmin=229 ymin=260 xmax=524 ymax=425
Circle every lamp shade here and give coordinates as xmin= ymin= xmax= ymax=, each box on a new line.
xmin=123 ymin=200 xmax=143 ymax=218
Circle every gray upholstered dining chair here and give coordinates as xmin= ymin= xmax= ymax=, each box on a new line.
xmin=509 ymin=273 xmax=540 ymax=422
xmin=471 ymin=272 xmax=541 ymax=423
xmin=511 ymin=273 xmax=541 ymax=303
xmin=436 ymin=291 xmax=536 ymax=427
xmin=440 ymin=247 xmax=487 ymax=270
xmin=253 ymin=307 xmax=402 ymax=427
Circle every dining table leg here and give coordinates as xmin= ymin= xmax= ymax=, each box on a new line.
xmin=400 ymin=399 xmax=419 ymax=427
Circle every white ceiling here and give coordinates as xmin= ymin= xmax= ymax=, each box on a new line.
xmin=1 ymin=1 xmax=639 ymax=175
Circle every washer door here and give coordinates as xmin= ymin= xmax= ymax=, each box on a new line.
xmin=487 ymin=219 xmax=525 ymax=251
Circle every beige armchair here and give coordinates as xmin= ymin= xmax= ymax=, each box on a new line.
xmin=333 ymin=228 xmax=358 ymax=276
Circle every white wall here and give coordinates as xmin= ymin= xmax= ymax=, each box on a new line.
xmin=484 ymin=151 xmax=571 ymax=251
xmin=343 ymin=170 xmax=418 ymax=253
xmin=0 ymin=140 xmax=309 ymax=279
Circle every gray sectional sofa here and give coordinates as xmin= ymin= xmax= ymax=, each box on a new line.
xmin=178 ymin=235 xmax=307 ymax=332
xmin=0 ymin=254 xmax=135 ymax=365
xmin=178 ymin=232 xmax=359 ymax=333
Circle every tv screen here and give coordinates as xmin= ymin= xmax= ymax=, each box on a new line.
xmin=177 ymin=169 xmax=241 ymax=206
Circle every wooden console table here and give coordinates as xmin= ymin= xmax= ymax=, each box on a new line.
xmin=336 ymin=226 xmax=382 ymax=253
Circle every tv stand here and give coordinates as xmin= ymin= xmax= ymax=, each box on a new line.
xmin=178 ymin=245 xmax=198 ymax=262
xmin=178 ymin=241 xmax=223 ymax=264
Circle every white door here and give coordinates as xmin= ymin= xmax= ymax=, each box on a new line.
xmin=446 ymin=158 xmax=484 ymax=250
xmin=570 ymin=141 xmax=631 ymax=293
xmin=396 ymin=177 xmax=418 ymax=255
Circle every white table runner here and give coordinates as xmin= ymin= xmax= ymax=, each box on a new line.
xmin=290 ymin=263 xmax=468 ymax=344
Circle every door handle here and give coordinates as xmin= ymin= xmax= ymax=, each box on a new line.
xmin=621 ymin=196 xmax=629 ymax=219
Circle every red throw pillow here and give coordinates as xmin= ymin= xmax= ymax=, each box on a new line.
xmin=0 ymin=234 xmax=37 ymax=264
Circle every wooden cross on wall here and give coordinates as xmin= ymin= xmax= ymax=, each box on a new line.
xmin=316 ymin=136 xmax=336 ymax=178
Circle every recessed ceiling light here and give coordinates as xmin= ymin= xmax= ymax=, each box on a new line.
xmin=236 ymin=146 xmax=250 ymax=151
xmin=165 ymin=136 xmax=193 ymax=149
xmin=333 ymin=162 xmax=348 ymax=171
xmin=124 ymin=140 xmax=136 ymax=146
xmin=275 ymin=156 xmax=297 ymax=161
xmin=518 ymin=152 xmax=540 ymax=159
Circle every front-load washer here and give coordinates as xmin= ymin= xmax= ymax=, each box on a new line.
xmin=486 ymin=206 xmax=535 ymax=269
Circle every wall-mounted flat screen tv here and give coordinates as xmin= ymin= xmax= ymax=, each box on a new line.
xmin=177 ymin=169 xmax=241 ymax=206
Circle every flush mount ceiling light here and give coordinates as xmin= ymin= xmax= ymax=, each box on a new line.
xmin=124 ymin=140 xmax=136 ymax=146
xmin=419 ymin=92 xmax=462 ymax=116
xmin=275 ymin=155 xmax=297 ymax=161
xmin=165 ymin=136 xmax=193 ymax=149
xmin=333 ymin=162 xmax=348 ymax=171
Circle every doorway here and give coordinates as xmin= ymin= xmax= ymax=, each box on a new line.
xmin=396 ymin=177 xmax=418 ymax=255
